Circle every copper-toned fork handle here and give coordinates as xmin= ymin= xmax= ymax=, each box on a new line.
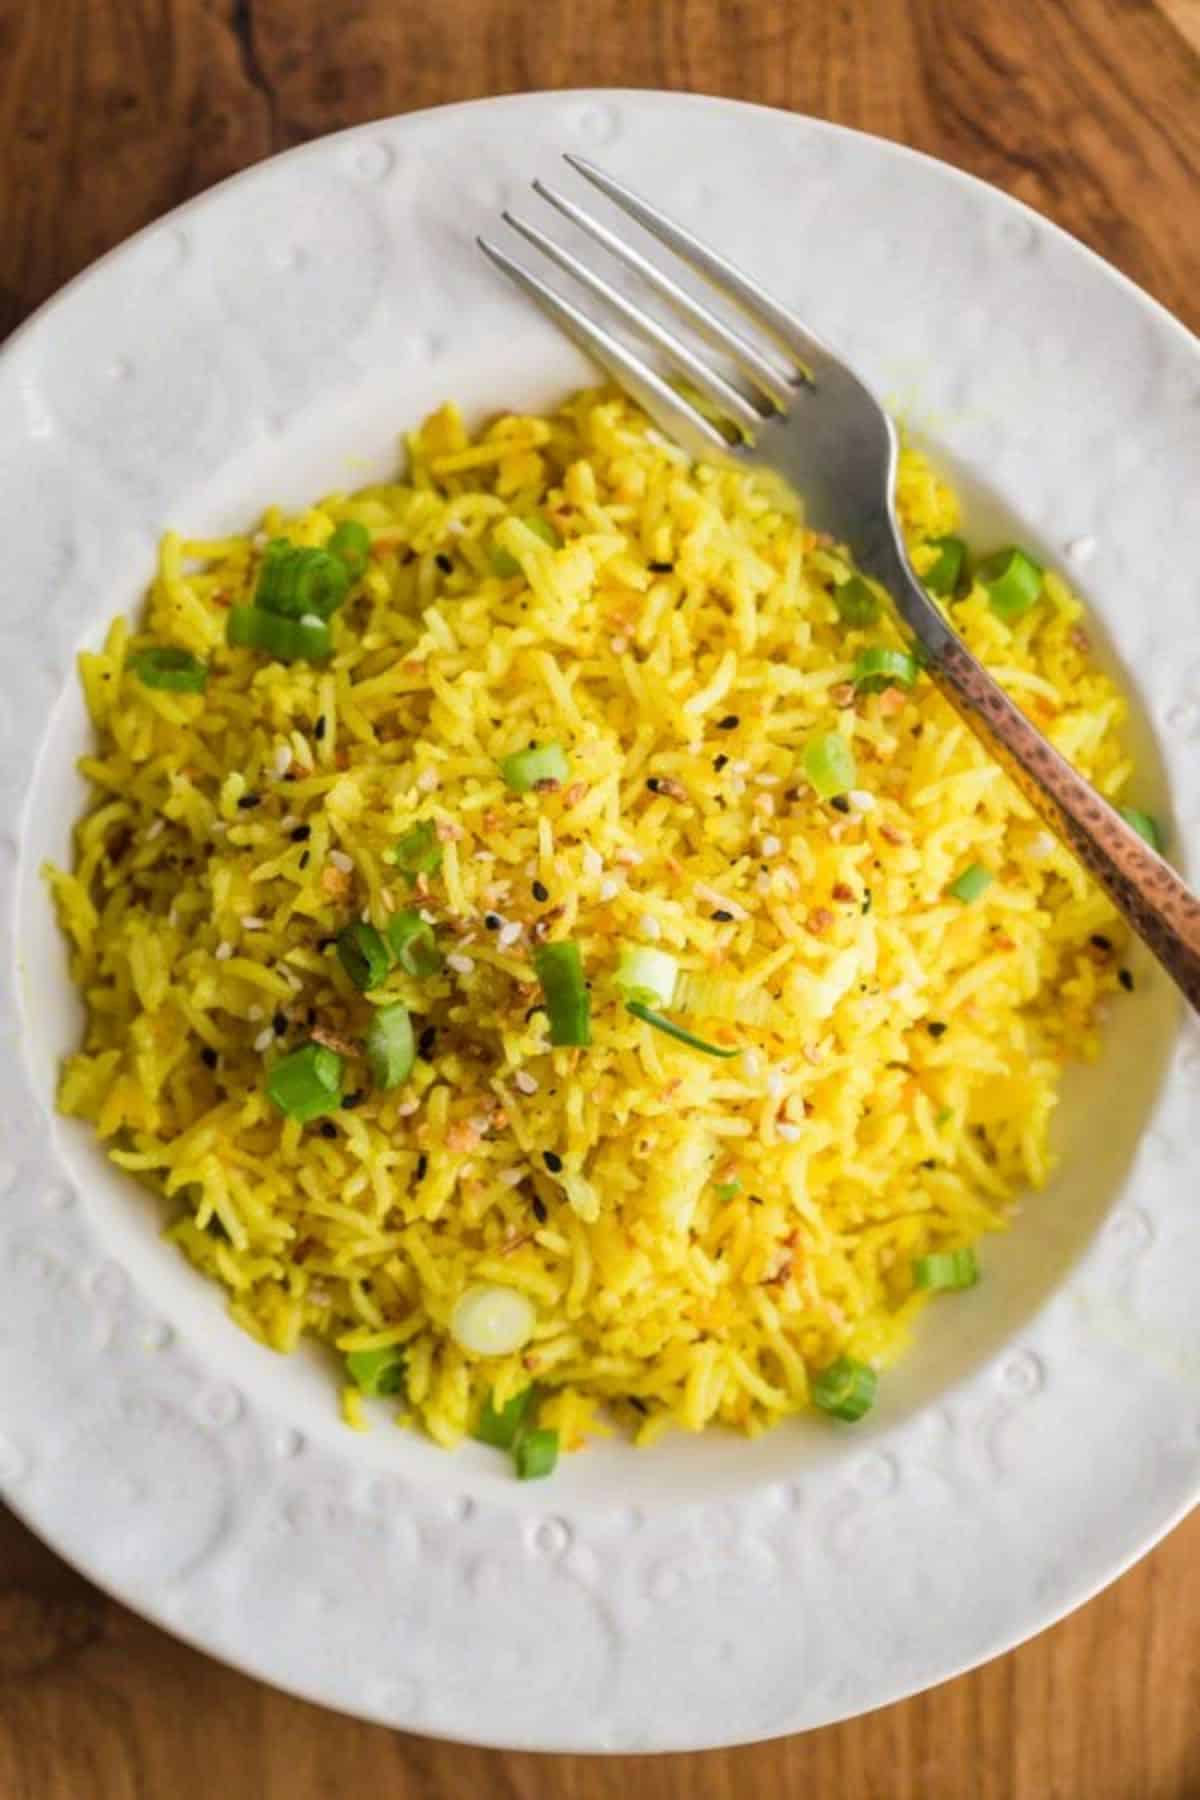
xmin=928 ymin=631 xmax=1200 ymax=1010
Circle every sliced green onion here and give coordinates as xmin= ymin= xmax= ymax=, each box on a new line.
xmin=336 ymin=921 xmax=392 ymax=992
xmin=474 ymin=1386 xmax=536 ymax=1450
xmin=491 ymin=513 xmax=561 ymax=577
xmin=803 ymin=731 xmax=857 ymax=800
xmin=128 ymin=646 xmax=209 ymax=693
xmin=833 ymin=575 xmax=881 ymax=627
xmin=501 ymin=742 xmax=570 ymax=793
xmin=625 ymin=999 xmax=738 ymax=1058
xmin=913 ymin=1248 xmax=980 ymax=1291
xmin=714 ymin=1178 xmax=741 ymax=1202
xmin=922 ymin=534 xmax=966 ymax=598
xmin=811 ymin=1355 xmax=877 ymax=1422
xmin=227 ymin=605 xmax=332 ymax=663
xmin=386 ymin=908 xmax=442 ymax=976
xmin=451 ymin=1284 xmax=536 ymax=1356
xmin=326 ymin=520 xmax=371 ymax=579
xmin=515 ymin=1426 xmax=559 ymax=1481
xmin=1119 ymin=806 xmax=1163 ymax=853
xmin=614 ymin=944 xmax=679 ymax=1009
xmin=346 ymin=1345 xmax=406 ymax=1397
xmin=266 ymin=1041 xmax=343 ymax=1122
xmin=365 ymin=1002 xmax=415 ymax=1090
xmin=533 ymin=940 xmax=591 ymax=1047
xmin=256 ymin=542 xmax=350 ymax=620
xmin=390 ymin=820 xmax=443 ymax=880
xmin=853 ymin=646 xmax=919 ymax=694
xmin=976 ymin=546 xmax=1043 ymax=621
xmin=948 ymin=862 xmax=994 ymax=904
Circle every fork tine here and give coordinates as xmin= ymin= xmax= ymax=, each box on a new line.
xmin=501 ymin=211 xmax=765 ymax=436
xmin=476 ymin=238 xmax=731 ymax=457
xmin=533 ymin=179 xmax=795 ymax=409
xmin=564 ymin=154 xmax=833 ymax=375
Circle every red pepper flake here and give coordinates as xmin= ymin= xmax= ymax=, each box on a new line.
xmin=992 ymin=933 xmax=1016 ymax=951
xmin=830 ymin=682 xmax=856 ymax=709
xmin=876 ymin=686 xmax=906 ymax=717
xmin=831 ymin=883 xmax=854 ymax=903
xmin=562 ymin=781 xmax=589 ymax=807
xmin=879 ymin=823 xmax=907 ymax=845
xmin=806 ymin=907 xmax=835 ymax=936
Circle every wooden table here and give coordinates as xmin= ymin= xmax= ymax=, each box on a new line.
xmin=2 ymin=3 xmax=1198 ymax=1794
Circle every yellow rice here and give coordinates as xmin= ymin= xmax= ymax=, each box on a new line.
xmin=47 ymin=389 xmax=1133 ymax=1452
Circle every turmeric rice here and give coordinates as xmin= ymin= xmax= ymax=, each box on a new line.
xmin=47 ymin=389 xmax=1136 ymax=1460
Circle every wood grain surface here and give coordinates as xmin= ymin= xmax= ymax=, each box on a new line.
xmin=2 ymin=2 xmax=1199 ymax=1795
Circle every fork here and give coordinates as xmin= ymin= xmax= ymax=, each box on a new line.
xmin=479 ymin=156 xmax=1200 ymax=1013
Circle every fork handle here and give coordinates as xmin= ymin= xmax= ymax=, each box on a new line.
xmin=888 ymin=560 xmax=1200 ymax=1013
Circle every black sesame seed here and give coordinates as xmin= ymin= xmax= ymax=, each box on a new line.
xmin=920 ymin=1158 xmax=937 ymax=1170
xmin=272 ymin=1012 xmax=287 ymax=1036
xmin=532 ymin=879 xmax=550 ymax=903
xmin=418 ymin=1025 xmax=437 ymax=1058
xmin=435 ymin=552 xmax=453 ymax=574
xmin=861 ymin=890 xmax=873 ymax=915
xmin=415 ymin=1153 xmax=428 ymax=1181
xmin=1090 ymin=933 xmax=1112 ymax=952
xmin=712 ymin=909 xmax=735 ymax=923
xmin=717 ymin=714 xmax=740 ymax=731
xmin=830 ymin=795 xmax=851 ymax=814
xmin=200 ymin=1047 xmax=218 ymax=1070
xmin=926 ymin=1021 xmax=948 ymax=1038
xmin=314 ymin=715 xmax=327 ymax=741
xmin=646 ymin=777 xmax=663 ymax=793
xmin=236 ymin=793 xmax=261 ymax=810
xmin=318 ymin=1120 xmax=338 ymax=1140
xmin=629 ymin=1396 xmax=649 ymax=1414
xmin=290 ymin=824 xmax=312 ymax=842
xmin=531 ymin=1195 xmax=548 ymax=1224
xmin=1119 ymin=968 xmax=1135 ymax=992
xmin=543 ymin=1150 xmax=564 ymax=1174
xmin=648 ymin=560 xmax=674 ymax=574
xmin=306 ymin=1007 xmax=317 ymax=1027
xmin=299 ymin=851 xmax=310 ymax=869
xmin=749 ymin=1194 xmax=764 ymax=1206
xmin=341 ymin=1090 xmax=365 ymax=1110
xmin=317 ymin=935 xmax=336 ymax=952
xmin=484 ymin=913 xmax=502 ymax=931
xmin=713 ymin=754 xmax=729 ymax=771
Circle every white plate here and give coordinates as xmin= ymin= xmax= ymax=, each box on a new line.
xmin=1 ymin=91 xmax=1198 ymax=1753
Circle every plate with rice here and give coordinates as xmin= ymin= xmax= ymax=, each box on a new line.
xmin=1 ymin=91 xmax=1198 ymax=1751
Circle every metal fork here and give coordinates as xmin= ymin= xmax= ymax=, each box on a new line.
xmin=479 ymin=156 xmax=1200 ymax=1012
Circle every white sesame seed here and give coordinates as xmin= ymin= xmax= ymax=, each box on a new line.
xmin=211 ymin=821 xmax=228 ymax=839
xmin=610 ymin=635 xmax=629 ymax=654
xmin=1067 ymin=535 xmax=1097 ymax=566
xmin=638 ymin=913 xmax=662 ymax=941
xmin=280 ymin=815 xmax=298 ymax=833
xmin=470 ymin=1116 xmax=490 ymax=1137
xmin=419 ymin=908 xmax=438 ymax=924
xmin=742 ymin=1049 xmax=762 ymax=1078
xmin=273 ymin=744 xmax=293 ymax=777
xmin=417 ymin=767 xmax=439 ymax=792
xmin=583 ymin=846 xmax=603 ymax=879
xmin=515 ymin=1070 xmax=539 ymax=1095
xmin=1028 ymin=831 xmax=1057 ymax=861
xmin=446 ymin=518 xmax=466 ymax=536
xmin=767 ymin=1070 xmax=786 ymax=1101
xmin=253 ymin=1026 xmax=274 ymax=1053
xmin=614 ymin=847 xmax=643 ymax=866
xmin=145 ymin=818 xmax=165 ymax=841
xmin=446 ymin=952 xmax=475 ymax=975
xmin=731 ymin=759 xmax=751 ymax=775
xmin=498 ymin=1165 xmax=526 ymax=1186
xmin=329 ymin=850 xmax=353 ymax=873
xmin=214 ymin=942 xmax=233 ymax=961
xmin=777 ymin=1122 xmax=802 ymax=1142
xmin=598 ymin=878 xmax=620 ymax=901
xmin=760 ymin=834 xmax=782 ymax=857
xmin=247 ymin=1005 xmax=264 ymax=1021
xmin=240 ymin=915 xmax=265 ymax=931
xmin=756 ymin=871 xmax=772 ymax=894
xmin=497 ymin=920 xmax=523 ymax=949
xmin=754 ymin=773 xmax=781 ymax=787
xmin=395 ymin=1098 xmax=420 ymax=1117
xmin=848 ymin=788 xmax=876 ymax=813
